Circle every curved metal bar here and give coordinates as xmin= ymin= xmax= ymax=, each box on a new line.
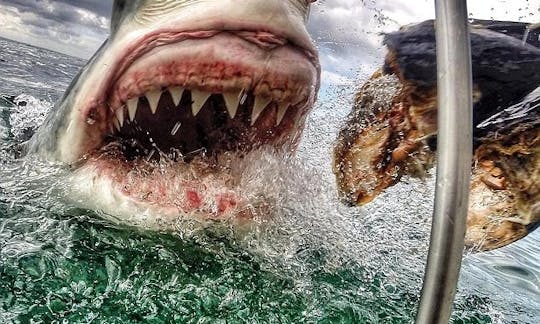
xmin=415 ymin=1 xmax=473 ymax=323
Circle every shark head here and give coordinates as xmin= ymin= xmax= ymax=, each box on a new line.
xmin=28 ymin=0 xmax=320 ymax=224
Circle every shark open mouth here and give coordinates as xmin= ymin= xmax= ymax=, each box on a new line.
xmin=110 ymin=87 xmax=298 ymax=161
xmin=73 ymin=30 xmax=319 ymax=220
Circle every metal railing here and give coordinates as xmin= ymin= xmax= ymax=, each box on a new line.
xmin=416 ymin=1 xmax=473 ymax=323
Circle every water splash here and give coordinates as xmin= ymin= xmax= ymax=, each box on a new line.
xmin=0 ymin=38 xmax=538 ymax=323
xmin=8 ymin=94 xmax=52 ymax=140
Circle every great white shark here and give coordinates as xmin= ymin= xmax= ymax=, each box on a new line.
xmin=26 ymin=0 xmax=320 ymax=225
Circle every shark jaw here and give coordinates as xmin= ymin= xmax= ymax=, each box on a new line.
xmin=40 ymin=1 xmax=320 ymax=223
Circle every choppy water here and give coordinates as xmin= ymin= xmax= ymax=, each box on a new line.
xmin=0 ymin=36 xmax=539 ymax=323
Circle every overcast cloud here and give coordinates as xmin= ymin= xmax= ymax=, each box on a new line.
xmin=0 ymin=0 xmax=110 ymax=58
xmin=0 ymin=0 xmax=538 ymax=86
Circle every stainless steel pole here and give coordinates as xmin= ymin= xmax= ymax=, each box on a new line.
xmin=415 ymin=1 xmax=473 ymax=323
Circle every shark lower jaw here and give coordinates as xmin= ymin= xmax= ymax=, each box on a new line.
xmin=71 ymin=150 xmax=260 ymax=223
xmin=70 ymin=30 xmax=319 ymax=219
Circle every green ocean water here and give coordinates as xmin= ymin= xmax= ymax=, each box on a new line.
xmin=1 ymin=38 xmax=539 ymax=323
xmin=0 ymin=181 xmax=495 ymax=323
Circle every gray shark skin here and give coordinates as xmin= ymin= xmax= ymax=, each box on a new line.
xmin=25 ymin=0 xmax=320 ymax=224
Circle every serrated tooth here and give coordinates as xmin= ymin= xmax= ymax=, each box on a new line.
xmin=222 ymin=91 xmax=241 ymax=118
xmin=276 ymin=102 xmax=290 ymax=126
xmin=115 ymin=107 xmax=124 ymax=127
xmin=127 ymin=98 xmax=138 ymax=121
xmin=113 ymin=117 xmax=120 ymax=131
xmin=251 ymin=96 xmax=272 ymax=126
xmin=191 ymin=90 xmax=211 ymax=116
xmin=146 ymin=90 xmax=161 ymax=114
xmin=169 ymin=86 xmax=184 ymax=106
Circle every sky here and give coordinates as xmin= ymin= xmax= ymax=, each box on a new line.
xmin=0 ymin=0 xmax=538 ymax=86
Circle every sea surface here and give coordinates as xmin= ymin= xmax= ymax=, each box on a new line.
xmin=0 ymin=36 xmax=539 ymax=323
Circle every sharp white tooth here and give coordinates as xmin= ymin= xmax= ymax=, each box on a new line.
xmin=222 ymin=91 xmax=241 ymax=119
xmin=169 ymin=86 xmax=184 ymax=106
xmin=113 ymin=118 xmax=121 ymax=131
xmin=115 ymin=107 xmax=124 ymax=127
xmin=276 ymin=102 xmax=290 ymax=126
xmin=146 ymin=90 xmax=161 ymax=114
xmin=127 ymin=98 xmax=138 ymax=121
xmin=251 ymin=96 xmax=272 ymax=126
xmin=191 ymin=90 xmax=211 ymax=116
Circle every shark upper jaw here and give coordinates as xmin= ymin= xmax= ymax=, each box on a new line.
xmin=86 ymin=30 xmax=318 ymax=154
xmin=54 ymin=0 xmax=321 ymax=165
xmin=55 ymin=11 xmax=320 ymax=220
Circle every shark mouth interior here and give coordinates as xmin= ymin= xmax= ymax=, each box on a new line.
xmin=76 ymin=31 xmax=319 ymax=217
xmin=108 ymin=86 xmax=302 ymax=162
